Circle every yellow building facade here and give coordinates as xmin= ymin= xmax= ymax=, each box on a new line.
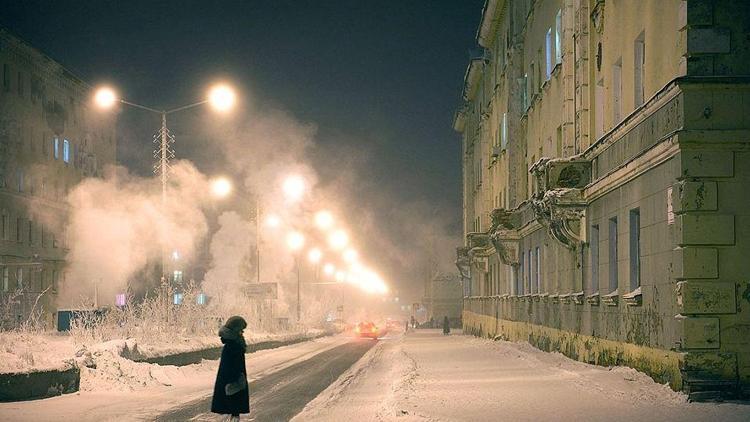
xmin=455 ymin=0 xmax=750 ymax=398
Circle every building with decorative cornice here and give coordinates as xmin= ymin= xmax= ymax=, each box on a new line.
xmin=0 ymin=28 xmax=116 ymax=328
xmin=454 ymin=0 xmax=750 ymax=399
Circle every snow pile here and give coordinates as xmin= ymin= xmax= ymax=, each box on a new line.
xmin=0 ymin=331 xmax=75 ymax=374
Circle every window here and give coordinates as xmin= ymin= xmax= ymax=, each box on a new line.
xmin=501 ymin=113 xmax=508 ymax=149
xmin=629 ymin=209 xmax=641 ymax=291
xmin=63 ymin=139 xmax=70 ymax=163
xmin=2 ymin=64 xmax=9 ymax=92
xmin=634 ymin=32 xmax=645 ymax=107
xmin=16 ymin=217 xmax=22 ymax=242
xmin=536 ymin=247 xmax=542 ymax=293
xmin=54 ymin=137 xmax=59 ymax=159
xmin=173 ymin=270 xmax=183 ymax=284
xmin=1 ymin=267 xmax=8 ymax=292
xmin=612 ymin=58 xmax=623 ymax=124
xmin=555 ymin=9 xmax=563 ymax=64
xmin=590 ymin=224 xmax=600 ymax=294
xmin=28 ymin=220 xmax=33 ymax=245
xmin=527 ymin=248 xmax=532 ymax=294
xmin=1 ymin=213 xmax=7 ymax=240
xmin=530 ymin=248 xmax=536 ymax=294
xmin=608 ymin=217 xmax=618 ymax=293
xmin=595 ymin=79 xmax=604 ymax=139
xmin=545 ymin=28 xmax=554 ymax=80
xmin=16 ymin=168 xmax=23 ymax=192
xmin=16 ymin=267 xmax=23 ymax=290
xmin=518 ymin=252 xmax=525 ymax=295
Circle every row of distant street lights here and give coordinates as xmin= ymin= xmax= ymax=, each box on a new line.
xmin=209 ymin=175 xmax=390 ymax=304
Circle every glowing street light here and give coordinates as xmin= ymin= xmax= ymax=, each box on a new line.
xmin=323 ymin=263 xmax=335 ymax=276
xmin=314 ymin=210 xmax=334 ymax=230
xmin=286 ymin=231 xmax=305 ymax=251
xmin=94 ymin=87 xmax=117 ymax=109
xmin=343 ymin=248 xmax=358 ymax=263
xmin=265 ymin=214 xmax=282 ymax=228
xmin=328 ymin=229 xmax=349 ymax=250
xmin=282 ymin=175 xmax=306 ymax=202
xmin=209 ymin=176 xmax=233 ymax=198
xmin=308 ymin=247 xmax=322 ymax=264
xmin=335 ymin=270 xmax=346 ymax=283
xmin=208 ymin=84 xmax=236 ymax=112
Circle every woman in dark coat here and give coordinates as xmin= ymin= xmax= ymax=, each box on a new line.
xmin=443 ymin=316 xmax=451 ymax=335
xmin=211 ymin=316 xmax=250 ymax=420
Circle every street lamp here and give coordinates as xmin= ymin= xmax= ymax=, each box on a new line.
xmin=314 ymin=210 xmax=334 ymax=230
xmin=343 ymin=248 xmax=358 ymax=263
xmin=94 ymin=83 xmax=236 ymax=280
xmin=282 ymin=175 xmax=306 ymax=203
xmin=286 ymin=231 xmax=305 ymax=323
xmin=210 ymin=176 xmax=233 ymax=199
xmin=328 ymin=229 xmax=349 ymax=250
xmin=94 ymin=83 xmax=237 ymax=204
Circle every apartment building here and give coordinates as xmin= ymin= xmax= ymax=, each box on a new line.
xmin=454 ymin=0 xmax=750 ymax=397
xmin=0 ymin=28 xmax=116 ymax=328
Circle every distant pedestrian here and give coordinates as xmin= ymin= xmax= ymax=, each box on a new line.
xmin=410 ymin=316 xmax=416 ymax=329
xmin=211 ymin=316 xmax=250 ymax=421
xmin=405 ymin=320 xmax=409 ymax=333
xmin=443 ymin=316 xmax=450 ymax=335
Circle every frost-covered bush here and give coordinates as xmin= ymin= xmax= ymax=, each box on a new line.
xmin=69 ymin=279 xmax=225 ymax=347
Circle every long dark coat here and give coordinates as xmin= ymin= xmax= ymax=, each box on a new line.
xmin=211 ymin=337 xmax=250 ymax=415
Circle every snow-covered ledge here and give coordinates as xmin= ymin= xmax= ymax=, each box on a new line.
xmin=602 ymin=289 xmax=619 ymax=306
xmin=549 ymin=293 xmax=560 ymax=304
xmin=571 ymin=291 xmax=585 ymax=305
xmin=623 ymin=287 xmax=642 ymax=306
xmin=587 ymin=291 xmax=600 ymax=306
xmin=559 ymin=292 xmax=571 ymax=304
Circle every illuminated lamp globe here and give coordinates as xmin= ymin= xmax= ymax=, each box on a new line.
xmin=208 ymin=84 xmax=236 ymax=112
xmin=282 ymin=175 xmax=306 ymax=202
xmin=210 ymin=177 xmax=233 ymax=198
xmin=94 ymin=87 xmax=117 ymax=109
xmin=286 ymin=231 xmax=305 ymax=251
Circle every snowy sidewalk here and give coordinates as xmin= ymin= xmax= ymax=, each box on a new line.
xmin=293 ymin=329 xmax=750 ymax=422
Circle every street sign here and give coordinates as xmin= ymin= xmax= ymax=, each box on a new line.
xmin=244 ymin=282 xmax=278 ymax=299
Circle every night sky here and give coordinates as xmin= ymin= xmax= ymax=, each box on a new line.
xmin=1 ymin=1 xmax=483 ymax=296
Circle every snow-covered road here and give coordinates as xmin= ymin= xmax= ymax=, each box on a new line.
xmin=294 ymin=329 xmax=750 ymax=422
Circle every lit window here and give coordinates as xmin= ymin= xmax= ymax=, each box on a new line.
xmin=54 ymin=137 xmax=59 ymax=159
xmin=555 ymin=10 xmax=563 ymax=64
xmin=501 ymin=113 xmax=508 ymax=149
xmin=545 ymin=28 xmax=553 ymax=79
xmin=173 ymin=270 xmax=183 ymax=283
xmin=63 ymin=139 xmax=70 ymax=163
xmin=173 ymin=293 xmax=184 ymax=305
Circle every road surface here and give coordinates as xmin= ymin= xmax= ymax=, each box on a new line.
xmin=156 ymin=338 xmax=377 ymax=421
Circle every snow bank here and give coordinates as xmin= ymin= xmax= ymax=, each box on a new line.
xmin=0 ymin=332 xmax=75 ymax=374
